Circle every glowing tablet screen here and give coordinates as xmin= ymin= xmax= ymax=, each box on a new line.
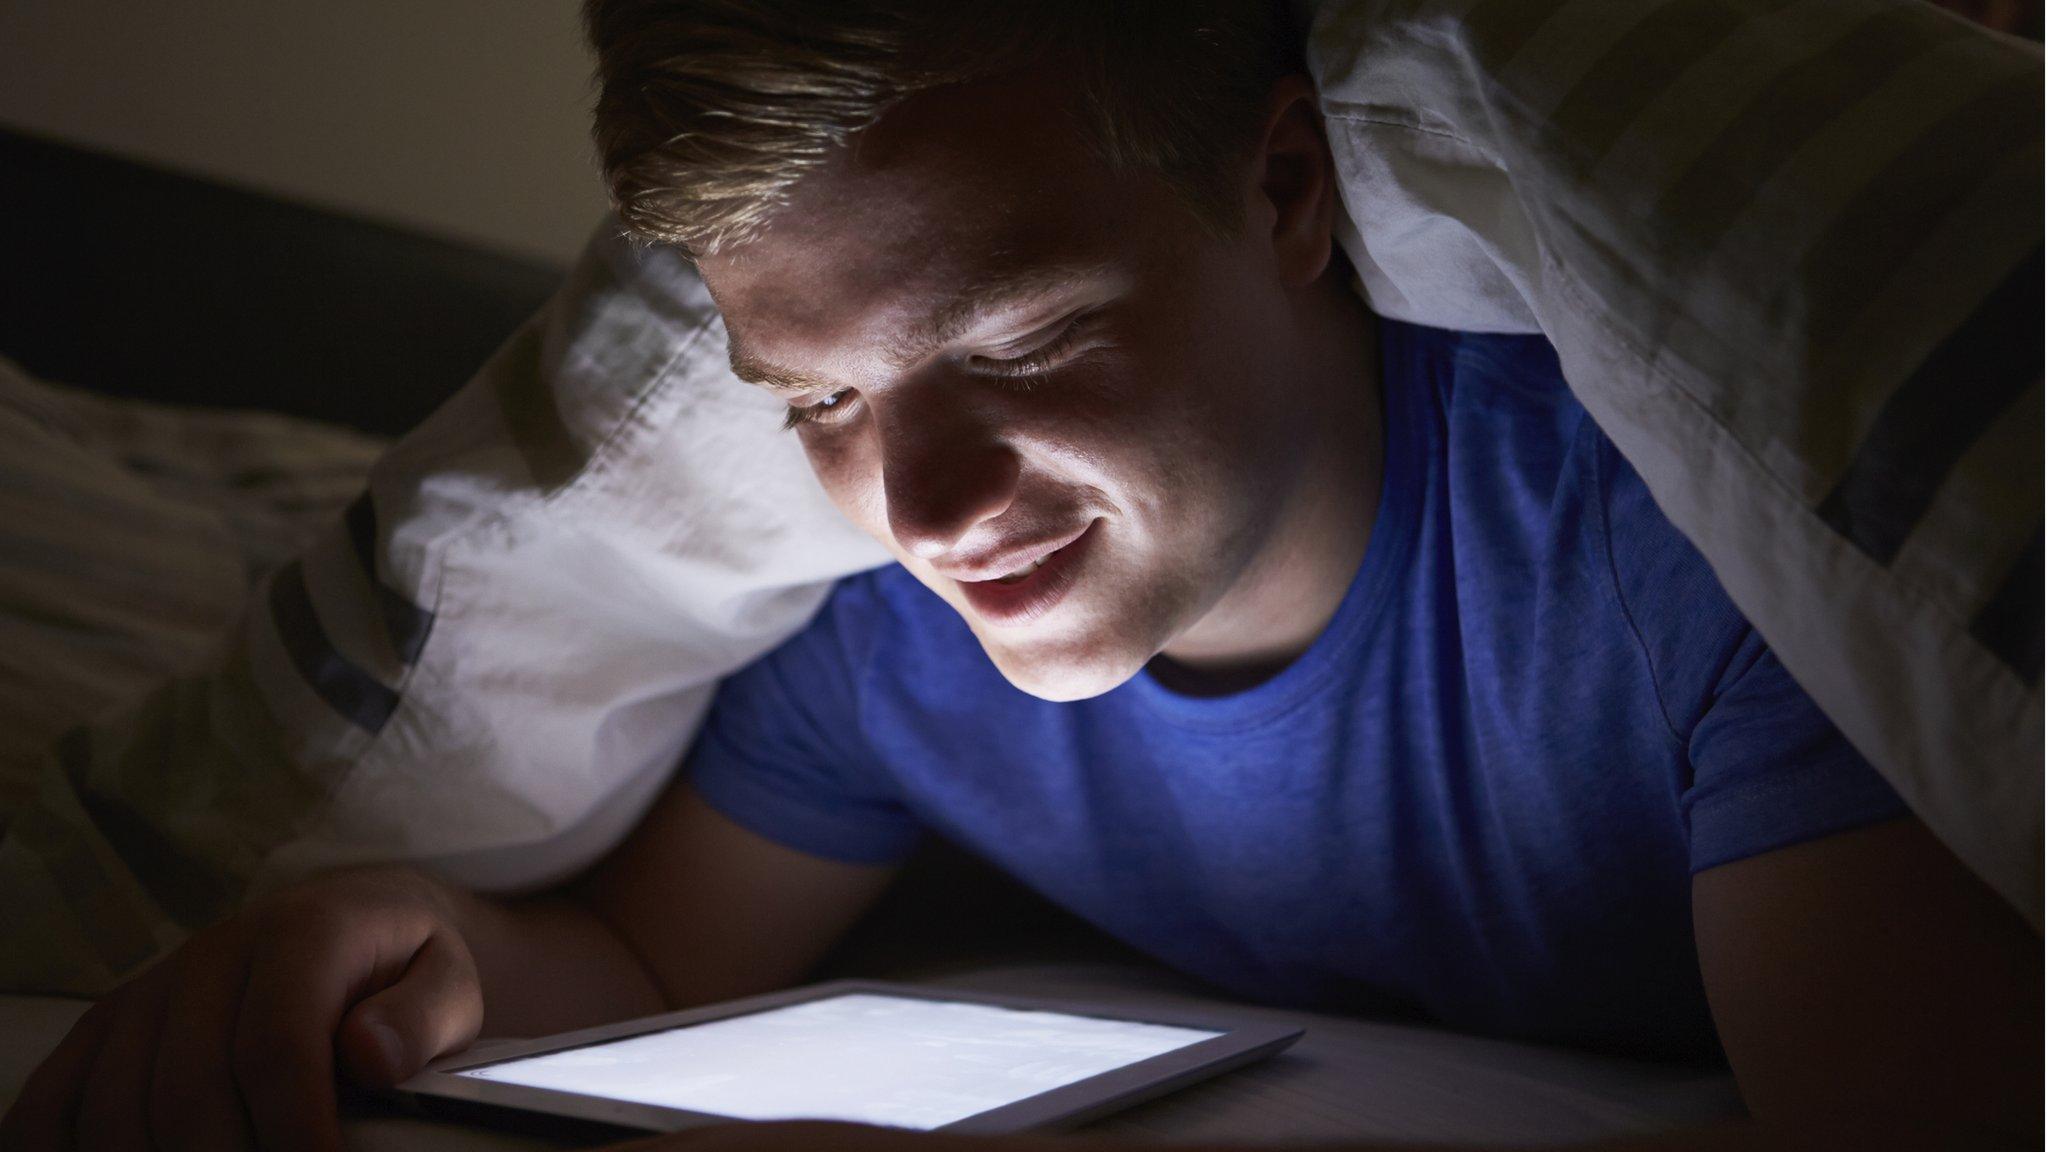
xmin=453 ymin=992 xmax=1221 ymax=1130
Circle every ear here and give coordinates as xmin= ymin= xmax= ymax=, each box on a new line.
xmin=1247 ymin=74 xmax=1337 ymax=288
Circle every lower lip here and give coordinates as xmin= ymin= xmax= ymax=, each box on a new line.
xmin=955 ymin=525 xmax=1095 ymax=628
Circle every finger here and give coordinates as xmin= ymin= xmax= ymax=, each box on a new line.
xmin=74 ymin=962 xmax=176 ymax=1152
xmin=228 ymin=911 xmax=365 ymax=1152
xmin=0 ymin=994 xmax=117 ymax=1152
xmin=335 ymin=929 xmax=483 ymax=1087
xmin=230 ymin=900 xmax=433 ymax=1152
xmin=147 ymin=925 xmax=257 ymax=1152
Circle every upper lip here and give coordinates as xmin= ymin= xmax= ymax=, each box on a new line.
xmin=934 ymin=523 xmax=1091 ymax=583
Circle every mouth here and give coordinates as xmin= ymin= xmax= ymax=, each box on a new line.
xmin=991 ymin=555 xmax=1050 ymax=583
xmin=951 ymin=522 xmax=1097 ymax=628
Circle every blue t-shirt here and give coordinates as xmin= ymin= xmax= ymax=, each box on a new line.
xmin=687 ymin=319 xmax=1907 ymax=1060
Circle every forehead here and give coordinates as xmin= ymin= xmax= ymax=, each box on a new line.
xmin=697 ymin=70 xmax=1168 ymax=378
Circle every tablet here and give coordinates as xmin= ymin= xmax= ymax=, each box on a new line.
xmin=389 ymin=979 xmax=1302 ymax=1138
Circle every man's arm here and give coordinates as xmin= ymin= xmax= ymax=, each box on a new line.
xmin=603 ymin=813 xmax=2040 ymax=1152
xmin=427 ymin=780 xmax=903 ymax=1040
xmin=1692 ymin=814 xmax=2041 ymax=1146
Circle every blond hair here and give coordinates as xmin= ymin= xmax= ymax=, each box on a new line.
xmin=584 ymin=0 xmax=1295 ymax=254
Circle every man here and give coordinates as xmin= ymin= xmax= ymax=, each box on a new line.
xmin=3 ymin=2 xmax=2037 ymax=1150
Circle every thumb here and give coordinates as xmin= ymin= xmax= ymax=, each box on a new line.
xmin=336 ymin=930 xmax=484 ymax=1087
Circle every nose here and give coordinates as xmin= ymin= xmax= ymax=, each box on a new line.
xmin=877 ymin=392 xmax=1020 ymax=560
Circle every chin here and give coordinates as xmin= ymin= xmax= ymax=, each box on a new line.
xmin=981 ymin=638 xmax=1148 ymax=703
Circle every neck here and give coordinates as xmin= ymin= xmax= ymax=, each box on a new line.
xmin=1152 ymin=288 xmax=1383 ymax=695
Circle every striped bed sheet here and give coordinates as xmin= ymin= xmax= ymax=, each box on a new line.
xmin=0 ymin=0 xmax=2039 ymax=999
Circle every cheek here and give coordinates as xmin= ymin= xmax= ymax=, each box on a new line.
xmin=1005 ymin=355 xmax=1187 ymax=474
xmin=1028 ymin=357 xmax=1257 ymax=514
xmin=799 ymin=428 xmax=889 ymax=533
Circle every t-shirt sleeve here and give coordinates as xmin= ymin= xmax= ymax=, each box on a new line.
xmin=1679 ymin=635 xmax=1910 ymax=873
xmin=685 ymin=581 xmax=925 ymax=866
xmin=1594 ymin=436 xmax=1910 ymax=874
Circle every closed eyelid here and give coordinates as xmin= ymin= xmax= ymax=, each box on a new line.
xmin=731 ymin=267 xmax=1123 ymax=387
xmin=980 ymin=308 xmax=1092 ymax=353
xmin=956 ymin=317 xmax=1086 ymax=376
xmin=900 ymin=265 xmax=1125 ymax=360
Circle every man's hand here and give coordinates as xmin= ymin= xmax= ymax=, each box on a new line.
xmin=0 ymin=865 xmax=483 ymax=1152
xmin=0 ymin=784 xmax=899 ymax=1152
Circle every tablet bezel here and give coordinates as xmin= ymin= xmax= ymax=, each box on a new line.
xmin=389 ymin=978 xmax=1304 ymax=1135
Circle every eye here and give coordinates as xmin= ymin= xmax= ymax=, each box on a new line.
xmin=969 ymin=313 xmax=1095 ymax=380
xmin=781 ymin=388 xmax=859 ymax=431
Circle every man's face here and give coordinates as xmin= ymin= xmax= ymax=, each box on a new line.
xmin=700 ymin=73 xmax=1344 ymax=701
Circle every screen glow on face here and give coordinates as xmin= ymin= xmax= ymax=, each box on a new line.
xmin=453 ymin=993 xmax=1221 ymax=1130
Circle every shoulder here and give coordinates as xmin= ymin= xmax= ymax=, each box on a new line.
xmin=1395 ymin=315 xmax=1757 ymax=736
xmin=1384 ymin=319 xmax=1596 ymax=489
xmin=819 ymin=563 xmax=958 ymax=637
xmin=693 ymin=566 xmax=939 ymax=785
xmin=773 ymin=563 xmax=977 ymax=683
xmin=1382 ymin=319 xmax=1571 ymax=405
xmin=1572 ymin=421 xmax=1759 ymax=737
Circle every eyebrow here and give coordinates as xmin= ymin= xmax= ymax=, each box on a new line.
xmin=725 ymin=261 xmax=1116 ymax=395
xmin=725 ymin=347 xmax=839 ymax=396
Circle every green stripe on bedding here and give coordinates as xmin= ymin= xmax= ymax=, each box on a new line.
xmin=1816 ymin=248 xmax=2042 ymax=563
xmin=1973 ymin=528 xmax=2044 ymax=684
xmin=1461 ymin=0 xmax=1573 ymax=76
xmin=1801 ymin=70 xmax=2042 ymax=352
xmin=4 ymin=775 xmax=162 ymax=987
xmin=1649 ymin=5 xmax=1968 ymax=273
xmin=342 ymin=491 xmax=435 ymax=665
xmin=266 ymin=559 xmax=403 ymax=734
xmin=1544 ymin=0 xmax=1750 ymax=174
